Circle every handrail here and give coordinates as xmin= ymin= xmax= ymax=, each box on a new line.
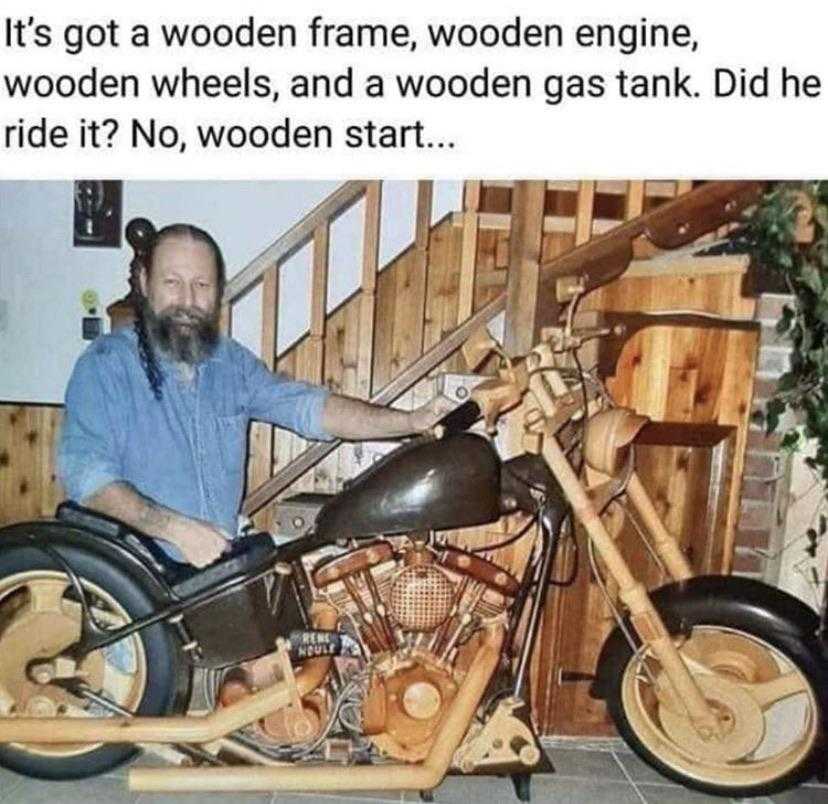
xmin=539 ymin=181 xmax=765 ymax=303
xmin=223 ymin=181 xmax=368 ymax=303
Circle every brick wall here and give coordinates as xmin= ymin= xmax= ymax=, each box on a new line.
xmin=733 ymin=293 xmax=794 ymax=579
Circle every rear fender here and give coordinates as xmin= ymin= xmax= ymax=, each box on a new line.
xmin=0 ymin=519 xmax=175 ymax=606
xmin=590 ymin=575 xmax=824 ymax=700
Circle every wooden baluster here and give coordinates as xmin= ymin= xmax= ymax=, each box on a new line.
xmin=625 ymin=180 xmax=646 ymax=220
xmin=503 ymin=180 xmax=547 ymax=355
xmin=574 ymin=181 xmax=596 ymax=246
xmin=309 ymin=223 xmax=329 ymax=386
xmin=458 ymin=180 xmax=481 ymax=324
xmin=412 ymin=180 xmax=433 ymax=356
xmin=357 ymin=182 xmax=381 ymax=400
xmin=401 ymin=182 xmax=434 ymax=416
xmin=219 ymin=301 xmax=232 ymax=337
xmin=304 ymin=223 xmax=330 ymax=492
xmin=247 ymin=264 xmax=279 ymax=527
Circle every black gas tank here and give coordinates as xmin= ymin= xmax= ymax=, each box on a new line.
xmin=315 ymin=433 xmax=501 ymax=542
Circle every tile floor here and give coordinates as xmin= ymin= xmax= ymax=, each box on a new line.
xmin=0 ymin=741 xmax=825 ymax=803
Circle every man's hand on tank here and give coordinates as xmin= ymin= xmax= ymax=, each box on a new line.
xmin=170 ymin=517 xmax=230 ymax=568
xmin=408 ymin=395 xmax=455 ymax=434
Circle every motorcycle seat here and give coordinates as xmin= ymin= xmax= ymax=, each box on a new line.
xmin=171 ymin=532 xmax=278 ymax=597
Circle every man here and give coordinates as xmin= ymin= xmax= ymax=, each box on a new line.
xmin=58 ymin=223 xmax=450 ymax=568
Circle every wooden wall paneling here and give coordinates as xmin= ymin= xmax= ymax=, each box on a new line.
xmin=437 ymin=218 xmax=472 ymax=376
xmin=0 ymin=404 xmax=64 ymax=526
xmin=372 ymin=245 xmax=402 ymax=391
xmin=379 ymin=185 xmax=432 ymax=387
xmin=471 ymin=228 xmax=506 ymax=333
xmin=423 ymin=218 xmax=461 ymax=355
xmin=539 ymin=547 xmax=617 ymax=736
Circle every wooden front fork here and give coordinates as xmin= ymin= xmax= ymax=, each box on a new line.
xmin=542 ymin=438 xmax=721 ymax=737
xmin=528 ymin=371 xmax=720 ymax=739
xmin=625 ymin=473 xmax=693 ymax=582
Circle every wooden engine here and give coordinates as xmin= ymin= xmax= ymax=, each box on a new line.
xmin=309 ymin=537 xmax=519 ymax=762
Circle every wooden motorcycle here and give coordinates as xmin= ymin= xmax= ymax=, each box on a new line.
xmin=0 ymin=315 xmax=825 ymax=800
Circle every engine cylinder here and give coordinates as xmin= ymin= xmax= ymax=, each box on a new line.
xmin=389 ymin=564 xmax=454 ymax=631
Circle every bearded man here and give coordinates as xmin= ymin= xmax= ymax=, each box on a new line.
xmin=57 ymin=223 xmax=449 ymax=568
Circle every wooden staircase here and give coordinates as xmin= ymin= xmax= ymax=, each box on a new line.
xmin=223 ymin=180 xmax=763 ymax=529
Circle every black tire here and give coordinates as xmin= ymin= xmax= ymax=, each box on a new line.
xmin=0 ymin=544 xmax=190 ymax=780
xmin=602 ymin=594 xmax=827 ymax=798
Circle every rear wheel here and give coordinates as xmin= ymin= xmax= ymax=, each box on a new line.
xmin=0 ymin=545 xmax=188 ymax=779
xmin=604 ymin=607 xmax=826 ymax=797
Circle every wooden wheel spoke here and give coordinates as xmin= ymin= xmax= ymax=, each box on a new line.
xmin=27 ymin=578 xmax=69 ymax=613
xmin=743 ymin=672 xmax=808 ymax=709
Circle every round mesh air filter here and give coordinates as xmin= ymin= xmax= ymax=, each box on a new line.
xmin=388 ymin=565 xmax=454 ymax=631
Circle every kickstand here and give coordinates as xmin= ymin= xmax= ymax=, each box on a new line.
xmin=511 ymin=772 xmax=531 ymax=802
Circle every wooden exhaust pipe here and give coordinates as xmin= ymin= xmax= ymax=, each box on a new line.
xmin=0 ymin=677 xmax=297 ymax=744
xmin=0 ymin=604 xmax=338 ymax=745
xmin=129 ymin=626 xmax=505 ymax=793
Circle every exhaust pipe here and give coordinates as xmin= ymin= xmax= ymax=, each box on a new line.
xmin=0 ymin=676 xmax=297 ymax=744
xmin=129 ymin=625 xmax=504 ymax=792
xmin=0 ymin=604 xmax=338 ymax=745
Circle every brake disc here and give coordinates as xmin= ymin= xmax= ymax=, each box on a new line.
xmin=658 ymin=673 xmax=765 ymax=763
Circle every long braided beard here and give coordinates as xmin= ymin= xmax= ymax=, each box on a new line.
xmin=142 ymin=298 xmax=220 ymax=367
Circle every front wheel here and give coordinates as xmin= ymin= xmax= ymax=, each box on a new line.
xmin=0 ymin=544 xmax=189 ymax=779
xmin=603 ymin=601 xmax=826 ymax=797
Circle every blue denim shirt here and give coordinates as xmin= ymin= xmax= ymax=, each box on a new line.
xmin=57 ymin=327 xmax=331 ymax=553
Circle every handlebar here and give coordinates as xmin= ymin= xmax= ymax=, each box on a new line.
xmin=443 ymin=322 xmax=620 ymax=436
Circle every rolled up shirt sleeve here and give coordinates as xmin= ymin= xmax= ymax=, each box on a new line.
xmin=57 ymin=346 xmax=127 ymax=503
xmin=240 ymin=346 xmax=333 ymax=441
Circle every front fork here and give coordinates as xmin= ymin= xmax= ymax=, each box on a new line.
xmin=540 ymin=434 xmax=724 ymax=741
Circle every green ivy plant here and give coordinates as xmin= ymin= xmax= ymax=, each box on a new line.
xmin=744 ymin=181 xmax=828 ymax=495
